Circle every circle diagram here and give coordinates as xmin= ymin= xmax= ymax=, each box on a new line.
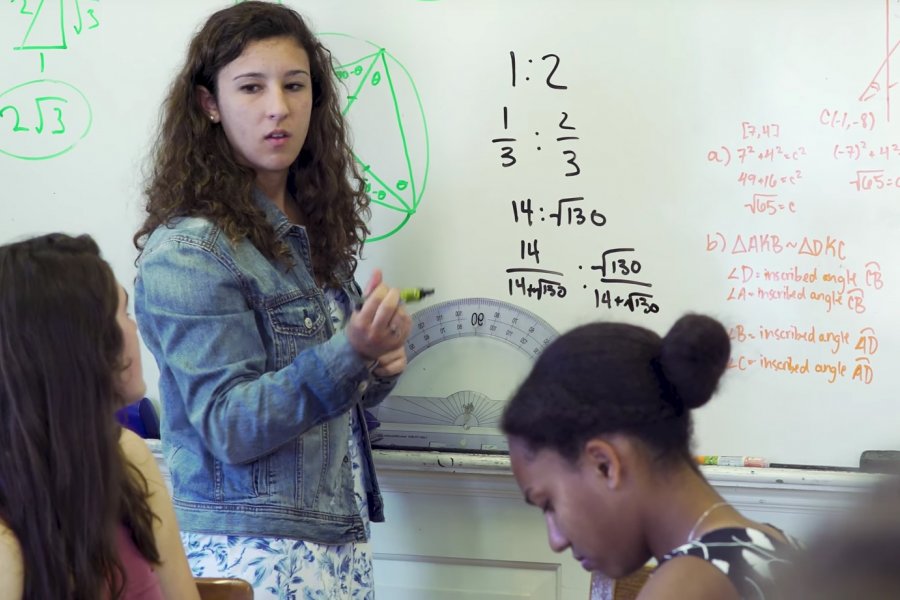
xmin=323 ymin=33 xmax=429 ymax=241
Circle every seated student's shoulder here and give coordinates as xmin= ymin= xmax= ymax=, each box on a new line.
xmin=119 ymin=428 xmax=156 ymax=470
xmin=637 ymin=555 xmax=740 ymax=600
xmin=118 ymin=428 xmax=170 ymax=502
xmin=0 ymin=519 xmax=24 ymax=600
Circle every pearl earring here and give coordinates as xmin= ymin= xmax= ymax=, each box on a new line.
xmin=209 ymin=114 xmax=216 ymax=122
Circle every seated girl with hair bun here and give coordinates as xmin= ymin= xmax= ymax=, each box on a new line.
xmin=501 ymin=314 xmax=799 ymax=600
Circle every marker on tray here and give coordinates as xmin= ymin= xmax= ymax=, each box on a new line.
xmin=696 ymin=455 xmax=769 ymax=468
xmin=355 ymin=287 xmax=434 ymax=310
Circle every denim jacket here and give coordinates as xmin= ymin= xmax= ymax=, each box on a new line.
xmin=134 ymin=190 xmax=395 ymax=544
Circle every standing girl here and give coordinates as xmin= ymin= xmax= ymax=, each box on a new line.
xmin=134 ymin=2 xmax=410 ymax=597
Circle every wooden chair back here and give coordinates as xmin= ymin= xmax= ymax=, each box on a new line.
xmin=195 ymin=577 xmax=254 ymax=600
xmin=589 ymin=564 xmax=655 ymax=600
xmin=613 ymin=565 xmax=654 ymax=600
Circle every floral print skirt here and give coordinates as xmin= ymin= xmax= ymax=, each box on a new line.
xmin=182 ymin=532 xmax=374 ymax=600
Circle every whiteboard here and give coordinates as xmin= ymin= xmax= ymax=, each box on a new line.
xmin=1 ymin=0 xmax=898 ymax=467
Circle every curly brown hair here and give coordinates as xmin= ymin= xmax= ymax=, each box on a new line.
xmin=135 ymin=1 xmax=369 ymax=286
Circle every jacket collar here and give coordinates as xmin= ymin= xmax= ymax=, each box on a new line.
xmin=252 ymin=187 xmax=298 ymax=240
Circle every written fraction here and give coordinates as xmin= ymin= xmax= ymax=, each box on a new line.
xmin=490 ymin=51 xmax=660 ymax=316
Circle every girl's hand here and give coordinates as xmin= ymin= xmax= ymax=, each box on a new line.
xmin=372 ymin=346 xmax=408 ymax=377
xmin=347 ymin=269 xmax=412 ymax=361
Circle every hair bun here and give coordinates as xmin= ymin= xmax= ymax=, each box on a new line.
xmin=660 ymin=314 xmax=730 ymax=410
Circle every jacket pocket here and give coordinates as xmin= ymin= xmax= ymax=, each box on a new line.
xmin=265 ymin=292 xmax=327 ymax=368
xmin=217 ymin=457 xmax=269 ymax=500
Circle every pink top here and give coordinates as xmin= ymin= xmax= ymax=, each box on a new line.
xmin=115 ymin=525 xmax=165 ymax=600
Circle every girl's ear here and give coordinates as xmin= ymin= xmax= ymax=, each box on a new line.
xmin=197 ymin=86 xmax=219 ymax=122
xmin=583 ymin=437 xmax=624 ymax=490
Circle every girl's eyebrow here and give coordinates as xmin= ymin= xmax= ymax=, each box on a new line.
xmin=233 ymin=69 xmax=310 ymax=81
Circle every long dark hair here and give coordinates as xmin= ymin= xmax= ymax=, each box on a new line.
xmin=0 ymin=234 xmax=159 ymax=599
xmin=136 ymin=0 xmax=369 ymax=286
xmin=501 ymin=314 xmax=730 ymax=465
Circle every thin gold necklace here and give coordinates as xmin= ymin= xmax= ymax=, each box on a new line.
xmin=686 ymin=501 xmax=730 ymax=543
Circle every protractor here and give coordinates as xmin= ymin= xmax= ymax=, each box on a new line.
xmin=404 ymin=297 xmax=559 ymax=360
xmin=370 ymin=298 xmax=559 ymax=453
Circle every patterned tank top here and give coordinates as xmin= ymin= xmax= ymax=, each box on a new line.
xmin=658 ymin=527 xmax=799 ymax=599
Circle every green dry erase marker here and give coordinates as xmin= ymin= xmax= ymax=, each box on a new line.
xmin=355 ymin=287 xmax=434 ymax=310
xmin=398 ymin=288 xmax=435 ymax=303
